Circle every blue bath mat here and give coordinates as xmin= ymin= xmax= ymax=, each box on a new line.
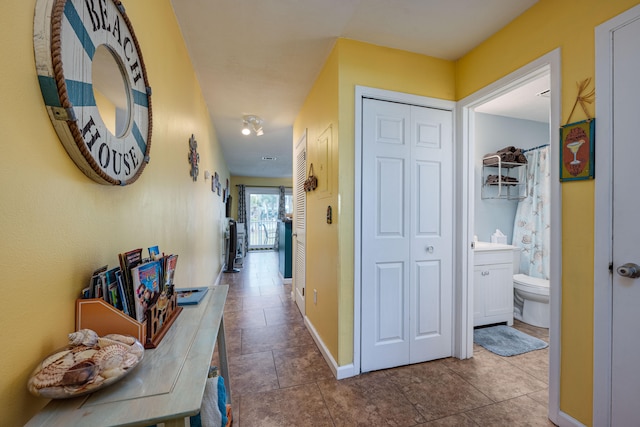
xmin=474 ymin=325 xmax=548 ymax=357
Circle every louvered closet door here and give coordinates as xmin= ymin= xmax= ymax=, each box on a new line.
xmin=293 ymin=131 xmax=307 ymax=316
xmin=361 ymin=98 xmax=453 ymax=372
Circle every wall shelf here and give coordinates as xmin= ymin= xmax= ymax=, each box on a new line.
xmin=481 ymin=155 xmax=527 ymax=200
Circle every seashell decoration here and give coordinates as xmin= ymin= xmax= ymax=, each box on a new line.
xmin=27 ymin=329 xmax=144 ymax=399
xmin=68 ymin=329 xmax=99 ymax=347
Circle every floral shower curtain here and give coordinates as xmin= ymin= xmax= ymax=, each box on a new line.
xmin=512 ymin=145 xmax=550 ymax=279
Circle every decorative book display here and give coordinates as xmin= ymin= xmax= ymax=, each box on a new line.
xmin=78 ymin=246 xmax=182 ymax=349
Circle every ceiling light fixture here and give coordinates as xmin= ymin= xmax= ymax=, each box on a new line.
xmin=242 ymin=115 xmax=264 ymax=136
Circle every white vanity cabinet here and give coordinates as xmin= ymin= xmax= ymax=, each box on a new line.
xmin=474 ymin=243 xmax=515 ymax=327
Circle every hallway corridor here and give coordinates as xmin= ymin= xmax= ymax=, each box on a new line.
xmin=215 ymin=251 xmax=554 ymax=426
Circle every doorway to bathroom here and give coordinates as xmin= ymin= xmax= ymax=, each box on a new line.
xmin=458 ymin=49 xmax=561 ymax=424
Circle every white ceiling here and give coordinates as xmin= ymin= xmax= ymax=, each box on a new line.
xmin=170 ymin=0 xmax=540 ymax=178
xmin=475 ymin=74 xmax=551 ymax=123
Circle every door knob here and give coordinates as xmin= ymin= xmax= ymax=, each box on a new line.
xmin=617 ymin=263 xmax=640 ymax=278
xmin=426 ymin=246 xmax=434 ymax=254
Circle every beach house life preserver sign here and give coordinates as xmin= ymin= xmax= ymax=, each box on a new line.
xmin=34 ymin=0 xmax=152 ymax=185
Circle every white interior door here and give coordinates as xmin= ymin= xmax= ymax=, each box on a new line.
xmin=293 ymin=132 xmax=307 ymax=316
xmin=611 ymin=14 xmax=640 ymax=425
xmin=361 ymin=98 xmax=453 ymax=372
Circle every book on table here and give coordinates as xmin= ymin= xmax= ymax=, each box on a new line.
xmin=130 ymin=260 xmax=163 ymax=322
xmin=176 ymin=287 xmax=208 ymax=306
xmin=162 ymin=254 xmax=179 ymax=291
xmin=118 ymin=248 xmax=142 ymax=317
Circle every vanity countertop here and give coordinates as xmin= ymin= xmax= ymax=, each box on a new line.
xmin=475 ymin=241 xmax=518 ymax=251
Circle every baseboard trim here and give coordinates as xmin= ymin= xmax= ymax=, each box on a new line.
xmin=278 ymin=272 xmax=292 ymax=285
xmin=557 ymin=410 xmax=587 ymax=427
xmin=304 ymin=317 xmax=356 ymax=380
xmin=214 ymin=265 xmax=224 ymax=286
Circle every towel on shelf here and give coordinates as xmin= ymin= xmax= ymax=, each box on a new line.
xmin=483 ymin=146 xmax=527 ymax=165
xmin=485 ymin=174 xmax=519 ymax=186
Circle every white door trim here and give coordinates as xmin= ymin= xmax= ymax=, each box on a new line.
xmin=456 ymin=48 xmax=562 ymax=425
xmin=593 ymin=5 xmax=640 ymax=425
xmin=293 ymin=131 xmax=307 ymax=315
xmin=354 ymin=86 xmax=456 ymax=376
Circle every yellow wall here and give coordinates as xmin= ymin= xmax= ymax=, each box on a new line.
xmin=456 ymin=0 xmax=640 ymax=423
xmin=299 ymin=2 xmax=639 ymax=424
xmin=336 ymin=39 xmax=455 ymax=365
xmin=295 ymin=39 xmax=456 ymax=365
xmin=293 ymin=46 xmax=341 ymax=358
xmin=0 ymin=1 xmax=228 ymax=424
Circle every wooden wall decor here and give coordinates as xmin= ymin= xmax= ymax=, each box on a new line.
xmin=188 ymin=134 xmax=199 ymax=181
xmin=34 ymin=0 xmax=153 ymax=185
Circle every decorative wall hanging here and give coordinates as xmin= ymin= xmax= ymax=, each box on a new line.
xmin=213 ymin=172 xmax=219 ymax=194
xmin=188 ymin=134 xmax=199 ymax=181
xmin=304 ymin=163 xmax=318 ymax=192
xmin=34 ymin=0 xmax=152 ymax=185
xmin=560 ymin=78 xmax=595 ymax=181
xmin=560 ymin=119 xmax=595 ymax=181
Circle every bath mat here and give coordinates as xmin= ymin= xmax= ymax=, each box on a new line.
xmin=473 ymin=325 xmax=548 ymax=357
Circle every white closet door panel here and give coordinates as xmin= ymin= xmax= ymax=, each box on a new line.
xmin=413 ymin=260 xmax=441 ymax=337
xmin=361 ymin=99 xmax=411 ymax=372
xmin=361 ymin=98 xmax=452 ymax=371
xmin=409 ymin=105 xmax=453 ymax=363
xmin=375 ymin=262 xmax=407 ymax=344
xmin=377 ymin=158 xmax=405 ymax=236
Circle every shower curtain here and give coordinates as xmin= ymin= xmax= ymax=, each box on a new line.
xmin=512 ymin=145 xmax=550 ymax=279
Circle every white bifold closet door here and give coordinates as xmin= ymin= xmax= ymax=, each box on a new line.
xmin=361 ymin=98 xmax=453 ymax=372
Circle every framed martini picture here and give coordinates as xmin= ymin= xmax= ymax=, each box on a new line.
xmin=560 ymin=119 xmax=595 ymax=182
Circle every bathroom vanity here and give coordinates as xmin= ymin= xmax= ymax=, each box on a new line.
xmin=473 ymin=242 xmax=516 ymax=327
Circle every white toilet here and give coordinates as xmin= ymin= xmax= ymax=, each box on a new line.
xmin=513 ymin=273 xmax=550 ymax=328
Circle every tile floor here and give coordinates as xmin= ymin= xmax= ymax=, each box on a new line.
xmin=214 ymin=251 xmax=554 ymax=426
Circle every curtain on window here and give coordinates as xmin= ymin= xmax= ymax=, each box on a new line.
xmin=237 ymin=185 xmax=248 ymax=253
xmin=273 ymin=186 xmax=286 ymax=250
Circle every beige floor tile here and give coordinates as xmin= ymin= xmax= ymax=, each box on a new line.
xmin=528 ymin=388 xmax=549 ymax=406
xmin=240 ymin=383 xmax=334 ymax=427
xmin=465 ymin=395 xmax=555 ymax=426
xmin=242 ymin=294 xmax=285 ymax=310
xmin=223 ymin=308 xmax=267 ymax=331
xmin=228 ymin=351 xmax=279 ymax=395
xmin=259 ymin=284 xmax=289 ymax=296
xmin=384 ymin=358 xmax=454 ymax=386
xmin=317 ymin=370 xmax=426 ymax=426
xmin=223 ymin=295 xmax=243 ymax=313
xmin=241 ymin=322 xmax=315 ymax=354
xmin=444 ymin=349 xmax=547 ymax=402
xmin=264 ymin=304 xmax=304 ymax=326
xmin=504 ymin=348 xmax=549 ymax=384
xmin=387 ymin=365 xmax=492 ymax=421
xmin=212 ymin=326 xmax=242 ymax=370
xmin=227 ymin=253 xmax=552 ymax=426
xmin=417 ymin=413 xmax=479 ymax=426
xmin=513 ymin=320 xmax=549 ymax=341
xmin=273 ymin=345 xmax=334 ymax=388
xmin=227 ymin=286 xmax=262 ymax=298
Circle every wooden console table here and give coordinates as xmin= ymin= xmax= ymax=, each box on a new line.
xmin=26 ymin=285 xmax=230 ymax=427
